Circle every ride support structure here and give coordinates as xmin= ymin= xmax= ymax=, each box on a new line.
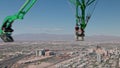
xmin=70 ymin=0 xmax=96 ymax=41
xmin=0 ymin=0 xmax=37 ymax=42
xmin=0 ymin=0 xmax=97 ymax=42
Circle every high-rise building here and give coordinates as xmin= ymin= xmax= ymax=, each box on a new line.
xmin=97 ymin=53 xmax=102 ymax=63
xmin=36 ymin=49 xmax=45 ymax=56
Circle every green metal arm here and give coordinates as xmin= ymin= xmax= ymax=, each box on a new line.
xmin=1 ymin=0 xmax=37 ymax=29
xmin=0 ymin=0 xmax=37 ymax=42
xmin=70 ymin=0 xmax=95 ymax=30
xmin=17 ymin=0 xmax=37 ymax=19
xmin=69 ymin=0 xmax=96 ymax=41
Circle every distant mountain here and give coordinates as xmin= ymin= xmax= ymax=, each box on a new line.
xmin=86 ymin=35 xmax=120 ymax=42
xmin=13 ymin=33 xmax=75 ymax=41
xmin=0 ymin=34 xmax=120 ymax=42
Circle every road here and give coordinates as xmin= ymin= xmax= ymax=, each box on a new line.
xmin=0 ymin=54 xmax=25 ymax=68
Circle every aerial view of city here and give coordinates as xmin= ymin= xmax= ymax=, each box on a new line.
xmin=0 ymin=0 xmax=120 ymax=68
xmin=0 ymin=40 xmax=120 ymax=68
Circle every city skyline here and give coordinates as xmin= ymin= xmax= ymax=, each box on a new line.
xmin=0 ymin=41 xmax=120 ymax=68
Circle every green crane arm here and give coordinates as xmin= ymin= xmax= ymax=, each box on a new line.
xmin=0 ymin=0 xmax=37 ymax=42
xmin=76 ymin=0 xmax=95 ymax=29
xmin=1 ymin=0 xmax=37 ymax=29
xmin=69 ymin=0 xmax=96 ymax=29
xmin=69 ymin=0 xmax=96 ymax=41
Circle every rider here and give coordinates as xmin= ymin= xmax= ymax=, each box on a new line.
xmin=75 ymin=23 xmax=85 ymax=37
xmin=2 ymin=20 xmax=14 ymax=32
xmin=80 ymin=24 xmax=85 ymax=37
xmin=75 ymin=23 xmax=79 ymax=36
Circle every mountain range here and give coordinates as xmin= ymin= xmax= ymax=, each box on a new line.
xmin=11 ymin=33 xmax=120 ymax=42
xmin=0 ymin=33 xmax=120 ymax=42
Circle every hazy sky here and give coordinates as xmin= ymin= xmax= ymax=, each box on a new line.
xmin=0 ymin=0 xmax=120 ymax=36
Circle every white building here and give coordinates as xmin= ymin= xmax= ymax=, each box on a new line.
xmin=97 ymin=53 xmax=102 ymax=63
xmin=36 ymin=49 xmax=45 ymax=56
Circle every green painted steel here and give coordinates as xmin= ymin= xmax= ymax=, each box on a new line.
xmin=69 ymin=0 xmax=96 ymax=29
xmin=69 ymin=0 xmax=97 ymax=41
xmin=0 ymin=0 xmax=37 ymax=42
xmin=0 ymin=0 xmax=96 ymax=42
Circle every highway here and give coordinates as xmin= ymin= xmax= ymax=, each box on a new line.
xmin=0 ymin=54 xmax=25 ymax=68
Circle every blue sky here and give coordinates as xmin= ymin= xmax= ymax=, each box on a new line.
xmin=0 ymin=0 xmax=120 ymax=36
